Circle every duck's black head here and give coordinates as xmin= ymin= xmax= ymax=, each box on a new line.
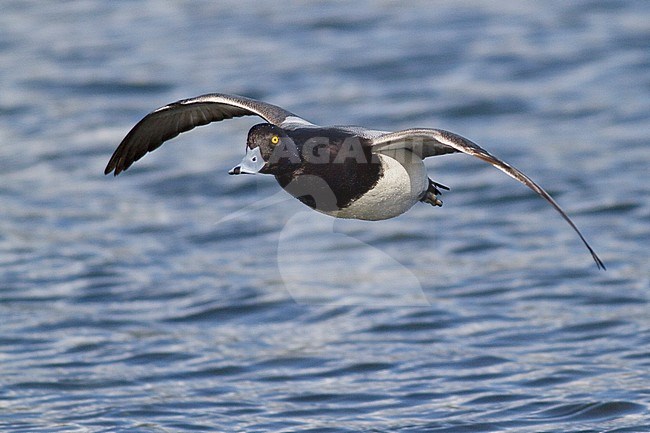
xmin=229 ymin=123 xmax=300 ymax=175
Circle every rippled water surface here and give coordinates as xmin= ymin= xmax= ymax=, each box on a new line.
xmin=1 ymin=1 xmax=649 ymax=432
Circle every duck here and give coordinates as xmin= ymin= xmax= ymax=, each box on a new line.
xmin=105 ymin=93 xmax=605 ymax=269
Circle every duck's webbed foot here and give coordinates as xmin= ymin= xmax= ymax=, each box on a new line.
xmin=420 ymin=178 xmax=450 ymax=207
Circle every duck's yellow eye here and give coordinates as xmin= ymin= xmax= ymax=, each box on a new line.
xmin=271 ymin=135 xmax=279 ymax=144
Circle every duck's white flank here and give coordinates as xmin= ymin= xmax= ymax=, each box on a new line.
xmin=329 ymin=151 xmax=428 ymax=221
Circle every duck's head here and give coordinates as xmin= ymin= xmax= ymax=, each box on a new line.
xmin=229 ymin=123 xmax=300 ymax=175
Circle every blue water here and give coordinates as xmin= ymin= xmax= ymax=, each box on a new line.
xmin=1 ymin=1 xmax=649 ymax=432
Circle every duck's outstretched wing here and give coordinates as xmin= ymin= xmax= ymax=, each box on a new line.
xmin=371 ymin=128 xmax=605 ymax=270
xmin=105 ymin=93 xmax=313 ymax=175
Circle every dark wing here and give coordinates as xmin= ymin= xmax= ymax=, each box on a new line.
xmin=371 ymin=128 xmax=605 ymax=270
xmin=105 ymin=93 xmax=311 ymax=175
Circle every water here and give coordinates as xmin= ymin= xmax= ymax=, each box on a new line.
xmin=1 ymin=1 xmax=649 ymax=431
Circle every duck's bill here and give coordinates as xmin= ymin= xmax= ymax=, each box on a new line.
xmin=228 ymin=147 xmax=265 ymax=175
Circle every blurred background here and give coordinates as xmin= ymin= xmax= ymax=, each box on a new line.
xmin=1 ymin=1 xmax=649 ymax=432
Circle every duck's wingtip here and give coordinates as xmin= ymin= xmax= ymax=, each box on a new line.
xmin=591 ymin=250 xmax=606 ymax=271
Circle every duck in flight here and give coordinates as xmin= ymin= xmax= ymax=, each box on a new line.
xmin=105 ymin=93 xmax=605 ymax=269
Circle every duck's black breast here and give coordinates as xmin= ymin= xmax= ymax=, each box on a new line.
xmin=274 ymin=127 xmax=382 ymax=212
